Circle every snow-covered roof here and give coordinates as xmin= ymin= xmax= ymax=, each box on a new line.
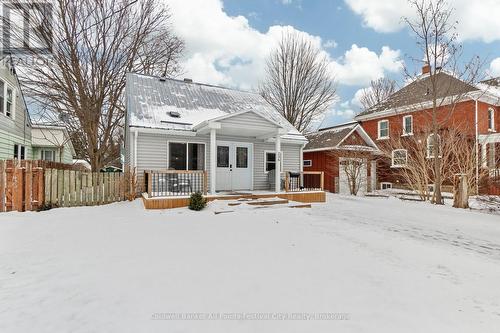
xmin=126 ymin=73 xmax=303 ymax=138
xmin=304 ymin=122 xmax=378 ymax=152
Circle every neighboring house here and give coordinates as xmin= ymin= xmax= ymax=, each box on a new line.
xmin=0 ymin=62 xmax=32 ymax=160
xmin=354 ymin=64 xmax=500 ymax=191
xmin=303 ymin=122 xmax=379 ymax=194
xmin=124 ymin=73 xmax=308 ymax=194
xmin=31 ymin=124 xmax=76 ymax=163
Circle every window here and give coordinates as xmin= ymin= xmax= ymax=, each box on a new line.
xmin=391 ymin=149 xmax=407 ymax=167
xmin=402 ymin=115 xmax=413 ymax=135
xmin=488 ymin=108 xmax=495 ymax=131
xmin=217 ymin=146 xmax=229 ymax=168
xmin=6 ymin=87 xmax=13 ymax=117
xmin=0 ymin=79 xmax=14 ymax=118
xmin=378 ymin=120 xmax=389 ymax=139
xmin=13 ymin=144 xmax=25 ymax=160
xmin=264 ymin=151 xmax=283 ymax=173
xmin=380 ymin=182 xmax=392 ymax=190
xmin=236 ymin=147 xmax=248 ymax=168
xmin=41 ymin=149 xmax=56 ymax=161
xmin=168 ymin=142 xmax=205 ymax=170
xmin=303 ymin=160 xmax=312 ymax=167
xmin=188 ymin=143 xmax=205 ymax=170
xmin=426 ymin=134 xmax=441 ymax=158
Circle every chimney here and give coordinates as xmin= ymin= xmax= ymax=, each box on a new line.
xmin=422 ymin=63 xmax=431 ymax=75
xmin=183 ymin=78 xmax=193 ymax=83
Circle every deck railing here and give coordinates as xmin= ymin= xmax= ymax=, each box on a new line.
xmin=284 ymin=171 xmax=324 ymax=192
xmin=145 ymin=170 xmax=208 ymax=197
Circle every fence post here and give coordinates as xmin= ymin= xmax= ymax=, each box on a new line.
xmin=285 ymin=172 xmax=289 ymax=192
xmin=75 ymin=171 xmax=81 ymax=206
xmin=12 ymin=160 xmax=23 ymax=212
xmin=51 ymin=169 xmax=58 ymax=205
xmin=147 ymin=171 xmax=152 ymax=197
xmin=0 ymin=160 xmax=5 ymax=212
xmin=320 ymin=172 xmax=324 ymax=191
xmin=25 ymin=161 xmax=32 ymax=211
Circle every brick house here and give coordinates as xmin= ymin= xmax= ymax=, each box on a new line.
xmin=303 ymin=122 xmax=379 ymax=194
xmin=354 ymin=65 xmax=500 ymax=193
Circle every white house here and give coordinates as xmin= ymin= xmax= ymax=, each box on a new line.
xmin=123 ymin=73 xmax=308 ymax=195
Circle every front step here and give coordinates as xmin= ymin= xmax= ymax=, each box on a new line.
xmin=247 ymin=199 xmax=289 ymax=206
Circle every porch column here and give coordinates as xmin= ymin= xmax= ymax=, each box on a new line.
xmin=210 ymin=128 xmax=217 ymax=194
xmin=370 ymin=160 xmax=377 ymax=192
xmin=482 ymin=142 xmax=488 ymax=168
xmin=275 ymin=130 xmax=281 ymax=192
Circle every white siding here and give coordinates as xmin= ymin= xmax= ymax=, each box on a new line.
xmin=134 ymin=130 xmax=303 ymax=192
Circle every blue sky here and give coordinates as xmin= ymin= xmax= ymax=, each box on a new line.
xmin=166 ymin=0 xmax=500 ymax=129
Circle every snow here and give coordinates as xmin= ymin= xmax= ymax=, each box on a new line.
xmin=1 ymin=194 xmax=500 ymax=332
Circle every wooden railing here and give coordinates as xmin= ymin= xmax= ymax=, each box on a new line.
xmin=284 ymin=171 xmax=324 ymax=192
xmin=145 ymin=170 xmax=208 ymax=197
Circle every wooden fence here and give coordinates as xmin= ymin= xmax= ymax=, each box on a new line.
xmin=0 ymin=160 xmax=135 ymax=212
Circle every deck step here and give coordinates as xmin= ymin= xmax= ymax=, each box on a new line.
xmin=289 ymin=203 xmax=311 ymax=208
xmin=247 ymin=199 xmax=289 ymax=206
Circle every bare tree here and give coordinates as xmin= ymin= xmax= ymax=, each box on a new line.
xmin=403 ymin=0 xmax=482 ymax=204
xmin=327 ymin=148 xmax=372 ymax=196
xmin=260 ymin=31 xmax=337 ymax=133
xmin=358 ymin=78 xmax=397 ymax=111
xmin=9 ymin=0 xmax=184 ymax=170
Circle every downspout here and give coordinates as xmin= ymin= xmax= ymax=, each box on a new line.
xmin=134 ymin=128 xmax=138 ymax=169
xmin=475 ymin=99 xmax=479 ymax=195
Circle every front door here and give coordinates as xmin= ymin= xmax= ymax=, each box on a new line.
xmin=216 ymin=141 xmax=253 ymax=191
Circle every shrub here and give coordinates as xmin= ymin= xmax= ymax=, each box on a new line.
xmin=37 ymin=203 xmax=59 ymax=212
xmin=188 ymin=192 xmax=207 ymax=211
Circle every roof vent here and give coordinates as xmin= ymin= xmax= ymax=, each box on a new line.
xmin=183 ymin=78 xmax=193 ymax=83
xmin=159 ymin=77 xmax=166 ymax=82
xmin=168 ymin=111 xmax=181 ymax=118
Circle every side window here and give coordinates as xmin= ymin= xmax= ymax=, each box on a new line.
xmin=378 ymin=120 xmax=389 ymax=139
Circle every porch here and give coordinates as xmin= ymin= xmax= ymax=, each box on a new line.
xmin=142 ymin=170 xmax=325 ymax=209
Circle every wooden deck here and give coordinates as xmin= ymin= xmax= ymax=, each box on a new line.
xmin=142 ymin=191 xmax=326 ymax=209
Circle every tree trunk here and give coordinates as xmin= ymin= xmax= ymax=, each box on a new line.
xmin=453 ymin=174 xmax=469 ymax=208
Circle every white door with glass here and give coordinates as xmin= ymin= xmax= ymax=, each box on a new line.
xmin=216 ymin=141 xmax=253 ymax=191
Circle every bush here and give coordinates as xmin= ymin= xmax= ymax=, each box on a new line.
xmin=188 ymin=192 xmax=207 ymax=211
xmin=37 ymin=203 xmax=59 ymax=212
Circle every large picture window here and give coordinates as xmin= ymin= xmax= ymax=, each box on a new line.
xmin=168 ymin=142 xmax=205 ymax=170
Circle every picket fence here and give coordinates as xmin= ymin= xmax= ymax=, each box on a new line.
xmin=0 ymin=160 xmax=136 ymax=212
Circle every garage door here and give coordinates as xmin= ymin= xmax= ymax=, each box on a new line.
xmin=338 ymin=158 xmax=367 ymax=195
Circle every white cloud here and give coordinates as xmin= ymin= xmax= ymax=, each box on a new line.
xmin=323 ymin=39 xmax=338 ymax=48
xmin=344 ymin=0 xmax=500 ymax=43
xmin=165 ymin=0 xmax=402 ymax=89
xmin=329 ymin=45 xmax=403 ymax=86
xmin=489 ymin=58 xmax=500 ymax=77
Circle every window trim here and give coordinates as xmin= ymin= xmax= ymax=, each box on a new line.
xmin=264 ymin=150 xmax=284 ymax=174
xmin=402 ymin=115 xmax=413 ymax=136
xmin=426 ymin=134 xmax=442 ymax=159
xmin=391 ymin=149 xmax=408 ymax=168
xmin=41 ymin=149 xmax=57 ymax=162
xmin=166 ymin=140 xmax=207 ymax=171
xmin=377 ymin=119 xmax=389 ymax=140
xmin=488 ymin=108 xmax=495 ymax=132
xmin=303 ymin=159 xmax=312 ymax=167
xmin=0 ymin=79 xmax=16 ymax=119
xmin=13 ymin=144 xmax=26 ymax=160
xmin=380 ymin=182 xmax=392 ymax=190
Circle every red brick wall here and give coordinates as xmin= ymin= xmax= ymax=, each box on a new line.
xmin=360 ymin=100 xmax=499 ymax=142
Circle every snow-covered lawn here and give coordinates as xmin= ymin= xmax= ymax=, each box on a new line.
xmin=1 ymin=194 xmax=500 ymax=332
